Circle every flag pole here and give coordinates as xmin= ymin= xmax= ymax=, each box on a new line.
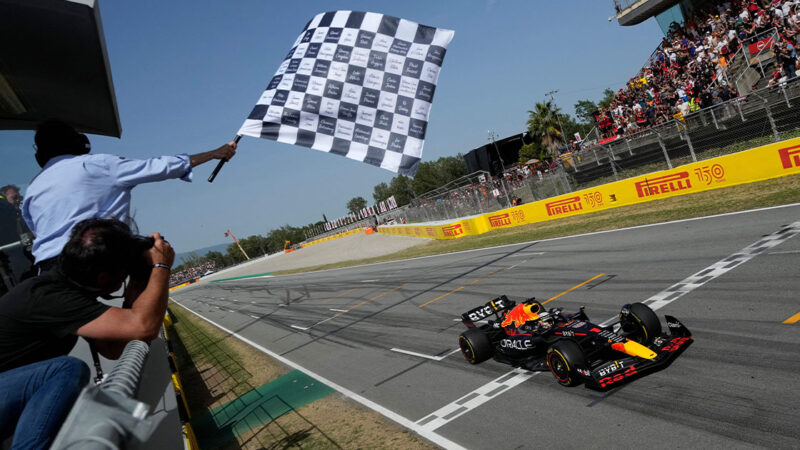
xmin=207 ymin=135 xmax=242 ymax=182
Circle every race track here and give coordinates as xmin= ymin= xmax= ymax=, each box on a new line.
xmin=172 ymin=205 xmax=800 ymax=449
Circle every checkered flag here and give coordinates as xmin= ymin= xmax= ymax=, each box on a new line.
xmin=238 ymin=11 xmax=454 ymax=176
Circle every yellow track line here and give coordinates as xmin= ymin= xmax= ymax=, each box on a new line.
xmin=418 ymin=267 xmax=508 ymax=308
xmin=782 ymin=312 xmax=800 ymax=324
xmin=323 ymin=287 xmax=358 ymax=303
xmin=541 ymin=273 xmax=606 ymax=305
xmin=345 ymin=284 xmax=407 ymax=312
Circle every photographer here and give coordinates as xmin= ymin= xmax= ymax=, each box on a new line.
xmin=0 ymin=218 xmax=174 ymax=371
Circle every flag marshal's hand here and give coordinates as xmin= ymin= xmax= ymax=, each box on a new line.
xmin=207 ymin=136 xmax=242 ymax=182
xmin=214 ymin=141 xmax=237 ymax=161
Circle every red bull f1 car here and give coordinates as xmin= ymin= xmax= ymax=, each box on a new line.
xmin=458 ymin=296 xmax=692 ymax=390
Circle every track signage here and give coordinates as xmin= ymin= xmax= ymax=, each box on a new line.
xmin=635 ymin=172 xmax=691 ymax=198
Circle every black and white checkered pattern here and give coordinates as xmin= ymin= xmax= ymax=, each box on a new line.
xmin=238 ymin=11 xmax=454 ymax=176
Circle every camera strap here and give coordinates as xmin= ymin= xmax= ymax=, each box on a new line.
xmin=87 ymin=338 xmax=105 ymax=384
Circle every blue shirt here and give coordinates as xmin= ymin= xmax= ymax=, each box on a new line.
xmin=22 ymin=153 xmax=192 ymax=263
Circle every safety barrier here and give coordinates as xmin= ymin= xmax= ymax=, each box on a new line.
xmin=169 ymin=279 xmax=199 ymax=292
xmin=302 ymin=227 xmax=369 ymax=247
xmin=162 ymin=311 xmax=199 ymax=450
xmin=50 ymin=341 xmax=154 ymax=449
xmin=379 ymin=137 xmax=800 ymax=239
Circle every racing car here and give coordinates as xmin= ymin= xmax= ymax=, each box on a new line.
xmin=457 ymin=296 xmax=692 ymax=390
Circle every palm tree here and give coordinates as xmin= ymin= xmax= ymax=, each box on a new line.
xmin=526 ymin=100 xmax=564 ymax=158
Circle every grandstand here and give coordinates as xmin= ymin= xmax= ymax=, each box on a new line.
xmin=574 ymin=0 xmax=800 ymax=180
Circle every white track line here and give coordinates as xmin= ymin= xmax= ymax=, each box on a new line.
xmin=329 ymin=308 xmax=348 ymax=312
xmin=769 ymin=250 xmax=800 ymax=255
xmin=290 ymin=325 xmax=309 ymax=331
xmin=390 ymin=348 xmax=461 ymax=361
xmin=415 ymin=221 xmax=800 ymax=431
xmin=171 ymin=298 xmax=466 ymax=450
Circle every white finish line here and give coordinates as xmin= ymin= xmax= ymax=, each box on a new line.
xmin=415 ymin=221 xmax=800 ymax=431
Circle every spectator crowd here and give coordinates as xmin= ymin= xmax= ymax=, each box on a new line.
xmin=597 ymin=0 xmax=800 ymax=139
xmin=169 ymin=261 xmax=217 ymax=286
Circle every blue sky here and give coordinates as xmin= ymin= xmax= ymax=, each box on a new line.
xmin=0 ymin=0 xmax=663 ymax=253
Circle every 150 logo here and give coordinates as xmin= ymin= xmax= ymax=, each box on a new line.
xmin=694 ymin=164 xmax=725 ymax=185
xmin=582 ymin=191 xmax=604 ymax=208
xmin=510 ymin=209 xmax=525 ymax=223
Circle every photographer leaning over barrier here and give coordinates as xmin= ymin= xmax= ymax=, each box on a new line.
xmin=0 ymin=218 xmax=174 ymax=372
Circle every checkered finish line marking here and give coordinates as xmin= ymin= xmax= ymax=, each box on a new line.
xmin=239 ymin=10 xmax=455 ymax=176
xmin=416 ymin=221 xmax=800 ymax=431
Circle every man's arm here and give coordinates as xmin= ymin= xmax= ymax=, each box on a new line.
xmin=189 ymin=142 xmax=237 ymax=167
xmin=110 ymin=141 xmax=237 ymax=188
xmin=76 ymin=233 xmax=174 ymax=358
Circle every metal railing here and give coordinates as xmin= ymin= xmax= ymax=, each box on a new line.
xmin=734 ymin=28 xmax=780 ymax=95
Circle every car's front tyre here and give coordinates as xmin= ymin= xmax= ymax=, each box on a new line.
xmin=621 ymin=302 xmax=662 ymax=346
xmin=547 ymin=340 xmax=585 ymax=387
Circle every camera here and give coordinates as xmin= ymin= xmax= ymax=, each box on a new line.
xmin=131 ymin=235 xmax=155 ymax=255
xmin=128 ymin=235 xmax=156 ymax=281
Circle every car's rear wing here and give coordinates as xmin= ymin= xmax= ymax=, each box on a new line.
xmin=460 ymin=295 xmax=516 ymax=327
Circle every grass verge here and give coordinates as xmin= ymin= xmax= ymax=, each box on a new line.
xmin=272 ymin=173 xmax=800 ymax=276
xmin=167 ymin=302 xmax=435 ymax=450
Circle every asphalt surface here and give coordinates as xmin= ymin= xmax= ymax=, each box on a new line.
xmin=202 ymin=232 xmax=427 ymax=281
xmin=172 ymin=204 xmax=800 ymax=449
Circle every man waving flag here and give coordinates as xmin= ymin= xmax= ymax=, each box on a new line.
xmin=238 ymin=11 xmax=454 ymax=176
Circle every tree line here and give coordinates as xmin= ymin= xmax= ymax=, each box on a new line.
xmin=519 ymin=89 xmax=615 ymax=163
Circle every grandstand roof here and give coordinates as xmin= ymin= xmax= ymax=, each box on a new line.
xmin=615 ymin=0 xmax=681 ymax=26
xmin=0 ymin=0 xmax=121 ymax=136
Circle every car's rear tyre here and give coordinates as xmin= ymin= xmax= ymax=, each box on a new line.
xmin=627 ymin=303 xmax=662 ymax=346
xmin=459 ymin=329 xmax=493 ymax=364
xmin=546 ymin=340 xmax=585 ymax=387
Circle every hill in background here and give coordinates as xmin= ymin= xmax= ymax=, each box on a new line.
xmin=175 ymin=242 xmax=229 ymax=265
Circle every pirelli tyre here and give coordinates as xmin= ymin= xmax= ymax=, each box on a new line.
xmin=626 ymin=302 xmax=662 ymax=346
xmin=459 ymin=329 xmax=493 ymax=364
xmin=546 ymin=340 xmax=585 ymax=387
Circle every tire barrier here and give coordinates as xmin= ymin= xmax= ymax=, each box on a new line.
xmin=379 ymin=137 xmax=800 ymax=240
